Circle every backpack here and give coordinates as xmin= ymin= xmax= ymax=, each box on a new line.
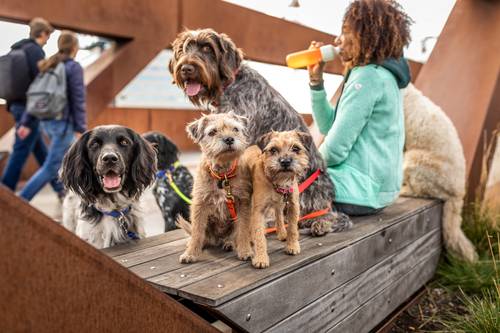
xmin=26 ymin=62 xmax=67 ymax=120
xmin=0 ymin=48 xmax=31 ymax=101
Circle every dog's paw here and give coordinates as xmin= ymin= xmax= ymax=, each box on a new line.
xmin=237 ymin=248 xmax=254 ymax=261
xmin=276 ymin=230 xmax=287 ymax=241
xmin=285 ymin=242 xmax=301 ymax=255
xmin=310 ymin=219 xmax=331 ymax=237
xmin=179 ymin=252 xmax=198 ymax=264
xmin=222 ymin=241 xmax=234 ymax=251
xmin=252 ymin=255 xmax=270 ymax=269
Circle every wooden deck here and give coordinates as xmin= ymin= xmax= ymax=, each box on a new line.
xmin=104 ymin=197 xmax=442 ymax=333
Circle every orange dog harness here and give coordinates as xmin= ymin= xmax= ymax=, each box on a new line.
xmin=208 ymin=159 xmax=238 ymax=222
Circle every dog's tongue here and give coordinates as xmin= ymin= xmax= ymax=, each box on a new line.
xmin=103 ymin=174 xmax=121 ymax=189
xmin=185 ymin=82 xmax=201 ymax=96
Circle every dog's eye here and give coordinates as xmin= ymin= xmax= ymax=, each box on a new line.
xmin=292 ymin=145 xmax=301 ymax=153
xmin=119 ymin=139 xmax=130 ymax=146
xmin=233 ymin=127 xmax=239 ymax=133
xmin=208 ymin=129 xmax=217 ymax=137
xmin=202 ymin=45 xmax=212 ymax=53
xmin=269 ymin=147 xmax=279 ymax=155
xmin=89 ymin=141 xmax=100 ymax=149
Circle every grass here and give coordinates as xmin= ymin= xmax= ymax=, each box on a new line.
xmin=439 ymin=286 xmax=500 ymax=333
xmin=434 ymin=204 xmax=500 ymax=332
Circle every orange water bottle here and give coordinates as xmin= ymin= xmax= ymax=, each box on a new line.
xmin=286 ymin=45 xmax=337 ymax=69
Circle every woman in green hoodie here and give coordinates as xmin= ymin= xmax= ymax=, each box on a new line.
xmin=309 ymin=0 xmax=412 ymax=215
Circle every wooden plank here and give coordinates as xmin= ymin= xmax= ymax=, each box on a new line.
xmin=327 ymin=251 xmax=441 ymax=333
xmin=113 ymin=237 xmax=188 ymax=268
xmin=149 ymin=234 xmax=288 ymax=293
xmin=213 ymin=207 xmax=441 ymax=332
xmin=265 ymin=231 xmax=441 ymax=333
xmin=103 ymin=229 xmax=188 ymax=257
xmin=177 ymin=199 xmax=439 ymax=306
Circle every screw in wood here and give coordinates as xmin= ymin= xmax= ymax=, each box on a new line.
xmin=150 ymin=266 xmax=156 ymax=270
xmin=331 ymin=269 xmax=336 ymax=276
xmin=388 ymin=238 xmax=393 ymax=244
xmin=217 ymin=284 xmax=224 ymax=288
xmin=317 ymin=242 xmax=323 ymax=246
xmin=246 ymin=313 xmax=252 ymax=321
xmin=121 ymin=259 xmax=128 ymax=263
xmin=378 ymin=218 xmax=383 ymax=222
xmin=180 ymin=274 xmax=187 ymax=278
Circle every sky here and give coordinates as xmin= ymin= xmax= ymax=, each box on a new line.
xmin=0 ymin=0 xmax=456 ymax=112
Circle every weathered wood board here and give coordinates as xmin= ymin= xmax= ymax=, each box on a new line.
xmin=105 ymin=197 xmax=442 ymax=332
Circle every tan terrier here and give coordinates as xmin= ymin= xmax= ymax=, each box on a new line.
xmin=245 ymin=130 xmax=311 ymax=268
xmin=178 ymin=112 xmax=254 ymax=263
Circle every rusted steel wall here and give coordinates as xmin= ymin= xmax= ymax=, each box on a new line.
xmin=0 ymin=185 xmax=218 ymax=333
xmin=415 ymin=0 xmax=500 ymax=199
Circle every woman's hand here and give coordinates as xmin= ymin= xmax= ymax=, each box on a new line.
xmin=17 ymin=126 xmax=31 ymax=140
xmin=308 ymin=41 xmax=326 ymax=86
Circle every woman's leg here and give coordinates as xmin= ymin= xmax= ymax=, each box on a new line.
xmin=19 ymin=121 xmax=74 ymax=201
xmin=334 ymin=202 xmax=384 ymax=216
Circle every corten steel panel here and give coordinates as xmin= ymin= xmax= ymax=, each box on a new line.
xmin=0 ymin=185 xmax=219 ymax=333
xmin=0 ymin=0 xmax=179 ymax=120
xmin=415 ymin=0 xmax=500 ymax=199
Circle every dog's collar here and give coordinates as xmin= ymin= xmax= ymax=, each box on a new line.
xmin=92 ymin=205 xmax=139 ymax=239
xmin=93 ymin=205 xmax=132 ymax=219
xmin=208 ymin=159 xmax=238 ymax=182
xmin=156 ymin=160 xmax=181 ymax=179
xmin=274 ymin=184 xmax=294 ymax=195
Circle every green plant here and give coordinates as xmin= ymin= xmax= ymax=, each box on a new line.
xmin=439 ymin=286 xmax=500 ymax=333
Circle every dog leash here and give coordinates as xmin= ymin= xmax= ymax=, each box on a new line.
xmin=265 ymin=169 xmax=330 ymax=234
xmin=208 ymin=159 xmax=239 ymax=222
xmin=92 ymin=205 xmax=140 ymax=240
xmin=156 ymin=161 xmax=193 ymax=205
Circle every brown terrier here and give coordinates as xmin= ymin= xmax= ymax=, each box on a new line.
xmin=178 ymin=112 xmax=254 ymax=263
xmin=245 ymin=131 xmax=311 ymax=268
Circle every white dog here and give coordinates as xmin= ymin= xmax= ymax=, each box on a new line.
xmin=402 ymin=83 xmax=477 ymax=262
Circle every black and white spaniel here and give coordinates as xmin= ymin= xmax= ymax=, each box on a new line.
xmin=61 ymin=125 xmax=157 ymax=249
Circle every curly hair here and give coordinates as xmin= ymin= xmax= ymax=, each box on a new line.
xmin=342 ymin=0 xmax=413 ymax=69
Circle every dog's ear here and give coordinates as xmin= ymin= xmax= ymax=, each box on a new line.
xmin=186 ymin=115 xmax=209 ymax=143
xmin=125 ymin=129 xmax=157 ymax=199
xmin=169 ymin=30 xmax=190 ymax=79
xmin=296 ymin=131 xmax=313 ymax=149
xmin=60 ymin=131 xmax=99 ymax=203
xmin=217 ymin=32 xmax=244 ymax=81
xmin=256 ymin=132 xmax=274 ymax=151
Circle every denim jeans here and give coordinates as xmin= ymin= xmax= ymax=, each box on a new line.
xmin=1 ymin=103 xmax=64 ymax=194
xmin=19 ymin=120 xmax=74 ymax=201
xmin=334 ymin=202 xmax=384 ymax=216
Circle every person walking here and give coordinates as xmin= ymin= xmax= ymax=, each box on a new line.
xmin=1 ymin=18 xmax=65 ymax=197
xmin=17 ymin=30 xmax=87 ymax=201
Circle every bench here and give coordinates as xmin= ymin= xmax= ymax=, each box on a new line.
xmin=104 ymin=197 xmax=442 ymax=332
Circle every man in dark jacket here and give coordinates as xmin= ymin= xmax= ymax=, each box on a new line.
xmin=1 ymin=17 xmax=64 ymax=198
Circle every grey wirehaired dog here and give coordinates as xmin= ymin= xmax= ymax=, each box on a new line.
xmin=169 ymin=28 xmax=351 ymax=236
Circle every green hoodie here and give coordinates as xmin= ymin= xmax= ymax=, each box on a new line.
xmin=310 ymin=58 xmax=410 ymax=209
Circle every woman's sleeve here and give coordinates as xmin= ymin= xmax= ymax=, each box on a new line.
xmin=67 ymin=63 xmax=87 ymax=133
xmin=319 ymin=70 xmax=381 ymax=167
xmin=310 ymin=87 xmax=336 ymax=135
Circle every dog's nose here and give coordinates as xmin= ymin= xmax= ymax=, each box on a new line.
xmin=181 ymin=64 xmax=195 ymax=75
xmin=102 ymin=153 xmax=119 ymax=163
xmin=279 ymin=157 xmax=292 ymax=168
xmin=224 ymin=137 xmax=235 ymax=145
